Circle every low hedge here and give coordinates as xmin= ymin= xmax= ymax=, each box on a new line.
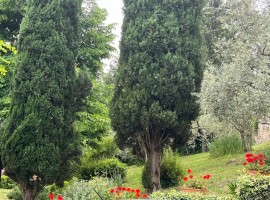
xmin=236 ymin=175 xmax=270 ymax=200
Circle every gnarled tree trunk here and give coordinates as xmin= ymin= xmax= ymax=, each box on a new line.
xmin=240 ymin=130 xmax=251 ymax=152
xmin=20 ymin=180 xmax=42 ymax=200
xmin=149 ymin=128 xmax=162 ymax=192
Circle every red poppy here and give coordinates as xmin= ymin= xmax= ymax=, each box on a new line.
xmin=189 ymin=175 xmax=193 ymax=179
xmin=135 ymin=189 xmax=140 ymax=193
xmin=142 ymin=193 xmax=148 ymax=198
xmin=49 ymin=193 xmax=54 ymax=200
xmin=260 ymin=161 xmax=264 ymax=166
xmin=246 ymin=157 xmax=254 ymax=163
xmin=245 ymin=153 xmax=254 ymax=157
xmin=187 ymin=168 xmax=192 ymax=174
xmin=110 ymin=188 xmax=115 ymax=194
xmin=183 ymin=176 xmax=188 ymax=181
xmin=57 ymin=195 xmax=63 ymax=200
xmin=117 ymin=186 xmax=121 ymax=190
xmin=131 ymin=189 xmax=135 ymax=193
xmin=121 ymin=187 xmax=126 ymax=191
xmin=127 ymin=187 xmax=131 ymax=192
xmin=135 ymin=193 xmax=140 ymax=198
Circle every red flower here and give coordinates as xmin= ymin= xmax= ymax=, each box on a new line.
xmin=183 ymin=176 xmax=188 ymax=181
xmin=116 ymin=191 xmax=120 ymax=196
xmin=203 ymin=174 xmax=211 ymax=180
xmin=110 ymin=188 xmax=115 ymax=194
xmin=189 ymin=175 xmax=193 ymax=179
xmin=131 ymin=189 xmax=135 ymax=193
xmin=260 ymin=161 xmax=264 ymax=166
xmin=242 ymin=162 xmax=247 ymax=166
xmin=121 ymin=187 xmax=126 ymax=191
xmin=142 ymin=193 xmax=148 ymax=198
xmin=135 ymin=189 xmax=140 ymax=193
xmin=127 ymin=187 xmax=131 ymax=192
xmin=246 ymin=157 xmax=254 ymax=163
xmin=135 ymin=193 xmax=141 ymax=198
xmin=187 ymin=168 xmax=192 ymax=174
xmin=49 ymin=193 xmax=54 ymax=200
xmin=117 ymin=186 xmax=121 ymax=191
xmin=245 ymin=153 xmax=254 ymax=157
xmin=57 ymin=195 xmax=63 ymax=200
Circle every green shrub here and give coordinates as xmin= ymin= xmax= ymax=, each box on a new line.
xmin=0 ymin=175 xmax=15 ymax=189
xmin=80 ymin=158 xmax=126 ymax=181
xmin=141 ymin=161 xmax=152 ymax=192
xmin=62 ymin=177 xmax=116 ymax=200
xmin=7 ymin=185 xmax=23 ymax=200
xmin=160 ymin=149 xmax=184 ymax=189
xmin=150 ymin=188 xmax=235 ymax=199
xmin=262 ymin=148 xmax=270 ymax=166
xmin=236 ymin=175 xmax=270 ymax=200
xmin=209 ymin=134 xmax=243 ymax=157
xmin=142 ymin=149 xmax=184 ymax=191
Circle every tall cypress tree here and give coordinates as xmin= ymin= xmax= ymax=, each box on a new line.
xmin=1 ymin=0 xmax=83 ymax=199
xmin=110 ymin=0 xmax=205 ymax=191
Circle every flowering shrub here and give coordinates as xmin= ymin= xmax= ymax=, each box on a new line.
xmin=242 ymin=153 xmax=270 ymax=174
xmin=109 ymin=186 xmax=148 ymax=199
xmin=182 ymin=168 xmax=211 ymax=189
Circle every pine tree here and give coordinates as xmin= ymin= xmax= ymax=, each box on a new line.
xmin=110 ymin=0 xmax=206 ymax=191
xmin=1 ymin=0 xmax=83 ymax=199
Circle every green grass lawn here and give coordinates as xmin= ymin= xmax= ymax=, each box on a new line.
xmin=124 ymin=141 xmax=270 ymax=195
xmin=0 ymin=188 xmax=10 ymax=200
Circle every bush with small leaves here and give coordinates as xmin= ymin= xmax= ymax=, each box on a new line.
xmin=236 ymin=175 xmax=270 ymax=200
xmin=0 ymin=175 xmax=15 ymax=189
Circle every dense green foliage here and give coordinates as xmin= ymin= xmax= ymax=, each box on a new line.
xmin=80 ymin=158 xmax=126 ymax=181
xmin=110 ymin=0 xmax=206 ymax=191
xmin=236 ymin=175 xmax=270 ymax=200
xmin=1 ymin=0 xmax=86 ymax=198
xmin=0 ymin=175 xmax=14 ymax=189
xmin=209 ymin=135 xmax=243 ymax=157
xmin=160 ymin=149 xmax=184 ymax=189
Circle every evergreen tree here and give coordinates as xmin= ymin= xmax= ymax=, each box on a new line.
xmin=110 ymin=0 xmax=205 ymax=191
xmin=1 ymin=0 xmax=83 ymax=199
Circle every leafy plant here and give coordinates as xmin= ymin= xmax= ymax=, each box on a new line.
xmin=227 ymin=182 xmax=237 ymax=196
xmin=0 ymin=175 xmax=15 ymax=189
xmin=80 ymin=158 xmax=126 ymax=181
xmin=235 ymin=175 xmax=270 ymax=200
xmin=62 ymin=177 xmax=116 ymax=200
xmin=150 ymin=188 xmax=235 ymax=199
xmin=209 ymin=134 xmax=243 ymax=157
xmin=160 ymin=149 xmax=185 ymax=189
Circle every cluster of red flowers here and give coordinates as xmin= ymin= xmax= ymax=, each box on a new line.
xmin=110 ymin=186 xmax=148 ymax=199
xmin=183 ymin=168 xmax=211 ymax=182
xmin=242 ymin=153 xmax=266 ymax=166
xmin=49 ymin=193 xmax=63 ymax=200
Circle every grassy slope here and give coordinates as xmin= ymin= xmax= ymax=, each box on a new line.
xmin=125 ymin=141 xmax=270 ymax=195
xmin=0 ymin=189 xmax=10 ymax=200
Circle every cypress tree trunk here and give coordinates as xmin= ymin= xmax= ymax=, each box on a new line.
xmin=149 ymin=129 xmax=162 ymax=191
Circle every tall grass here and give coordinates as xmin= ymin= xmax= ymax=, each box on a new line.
xmin=209 ymin=134 xmax=243 ymax=157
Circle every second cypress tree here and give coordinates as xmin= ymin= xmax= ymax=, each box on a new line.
xmin=111 ymin=0 xmax=206 ymax=191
